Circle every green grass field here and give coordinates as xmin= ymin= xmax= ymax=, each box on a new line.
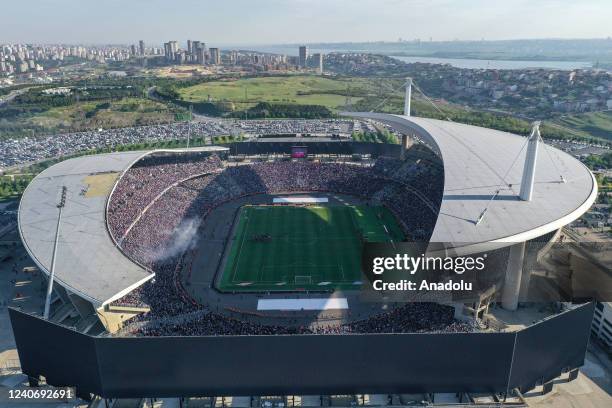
xmin=554 ymin=111 xmax=612 ymax=141
xmin=218 ymin=205 xmax=404 ymax=292
xmin=178 ymin=75 xmax=366 ymax=110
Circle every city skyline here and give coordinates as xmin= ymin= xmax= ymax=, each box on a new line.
xmin=1 ymin=0 xmax=611 ymax=45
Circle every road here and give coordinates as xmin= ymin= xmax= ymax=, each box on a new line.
xmin=0 ymin=88 xmax=31 ymax=107
xmin=146 ymin=85 xmax=225 ymax=123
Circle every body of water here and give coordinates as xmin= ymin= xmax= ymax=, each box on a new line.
xmin=391 ymin=55 xmax=593 ymax=70
xmin=232 ymin=45 xmax=594 ymax=71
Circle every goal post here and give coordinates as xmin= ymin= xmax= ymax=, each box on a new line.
xmin=294 ymin=275 xmax=312 ymax=285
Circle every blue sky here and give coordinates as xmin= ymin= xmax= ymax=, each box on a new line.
xmin=1 ymin=0 xmax=610 ymax=45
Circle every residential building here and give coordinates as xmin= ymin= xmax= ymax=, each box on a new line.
xmin=299 ymin=45 xmax=308 ymax=68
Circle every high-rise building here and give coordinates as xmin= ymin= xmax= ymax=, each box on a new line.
xmin=209 ymin=48 xmax=220 ymax=65
xmin=313 ymin=53 xmax=323 ymax=74
xmin=192 ymin=41 xmax=202 ymax=64
xmin=130 ymin=44 xmax=137 ymax=56
xmin=169 ymin=41 xmax=178 ymax=55
xmin=229 ymin=50 xmax=238 ymax=65
xmin=299 ymin=46 xmax=308 ymax=68
xmin=139 ymin=40 xmax=145 ymax=56
xmin=164 ymin=41 xmax=178 ymax=62
xmin=196 ymin=47 xmax=206 ymax=65
xmin=187 ymin=40 xmax=192 ymax=55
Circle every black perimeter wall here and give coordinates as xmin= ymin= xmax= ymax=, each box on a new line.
xmin=9 ymin=303 xmax=594 ymax=399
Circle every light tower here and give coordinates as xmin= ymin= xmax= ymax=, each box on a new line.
xmin=519 ymin=122 xmax=541 ymax=201
xmin=43 ymin=186 xmax=67 ymax=320
xmin=403 ymin=77 xmax=412 ymax=116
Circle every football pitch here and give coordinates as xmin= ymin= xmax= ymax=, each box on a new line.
xmin=217 ymin=205 xmax=404 ymax=292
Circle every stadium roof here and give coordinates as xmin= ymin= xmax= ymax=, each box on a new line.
xmin=18 ymin=147 xmax=228 ymax=307
xmin=345 ymin=113 xmax=597 ymax=255
xmin=18 ymin=117 xmax=597 ymax=304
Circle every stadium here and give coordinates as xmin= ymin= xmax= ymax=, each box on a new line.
xmin=10 ymin=106 xmax=599 ymax=402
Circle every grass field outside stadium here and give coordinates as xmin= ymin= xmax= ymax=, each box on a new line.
xmin=217 ymin=204 xmax=404 ymax=292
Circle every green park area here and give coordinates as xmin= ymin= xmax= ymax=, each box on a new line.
xmin=1 ymin=96 xmax=177 ymax=140
xmin=554 ymin=111 xmax=612 ymax=141
xmin=26 ymin=97 xmax=176 ymax=131
xmin=178 ymin=75 xmax=365 ymax=111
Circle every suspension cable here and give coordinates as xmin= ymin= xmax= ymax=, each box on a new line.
xmin=409 ymin=81 xmax=511 ymax=185
xmin=371 ymin=79 xmax=556 ymax=225
xmin=476 ymin=135 xmax=531 ymax=225
xmin=411 ymin=82 xmax=453 ymax=122
xmin=369 ymin=79 xmax=409 ymax=113
xmin=408 ymin=80 xmax=543 ymax=225
xmin=538 ymin=133 xmax=566 ymax=182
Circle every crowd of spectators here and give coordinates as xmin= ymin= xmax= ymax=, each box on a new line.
xmin=136 ymin=302 xmax=475 ymax=337
xmin=372 ymin=149 xmax=444 ymax=239
xmin=108 ymin=153 xmax=455 ymax=336
xmin=107 ymin=152 xmax=222 ymax=240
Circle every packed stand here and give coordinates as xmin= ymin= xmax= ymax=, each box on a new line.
xmin=136 ymin=302 xmax=475 ymax=336
xmin=107 ymin=152 xmax=222 ymax=240
xmin=107 ymin=154 xmax=453 ymax=335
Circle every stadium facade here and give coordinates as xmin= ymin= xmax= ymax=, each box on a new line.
xmin=17 ymin=114 xmax=597 ymax=322
xmin=12 ymin=112 xmax=599 ymax=400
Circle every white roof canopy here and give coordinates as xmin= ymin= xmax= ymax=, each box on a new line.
xmin=345 ymin=113 xmax=597 ymax=255
xmin=18 ymin=147 xmax=228 ymax=306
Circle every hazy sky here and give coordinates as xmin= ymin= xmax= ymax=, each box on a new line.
xmin=2 ymin=0 xmax=610 ymax=45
